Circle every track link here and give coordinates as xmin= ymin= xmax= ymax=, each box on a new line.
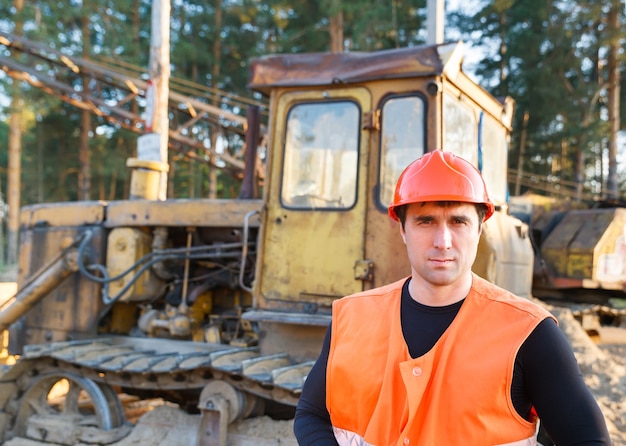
xmin=5 ymin=336 xmax=313 ymax=405
xmin=0 ymin=336 xmax=313 ymax=443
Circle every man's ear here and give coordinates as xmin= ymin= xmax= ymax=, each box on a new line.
xmin=400 ymin=227 xmax=407 ymax=244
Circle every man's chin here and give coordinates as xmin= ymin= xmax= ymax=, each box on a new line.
xmin=425 ymin=272 xmax=457 ymax=287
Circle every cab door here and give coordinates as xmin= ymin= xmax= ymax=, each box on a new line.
xmin=257 ymin=88 xmax=371 ymax=312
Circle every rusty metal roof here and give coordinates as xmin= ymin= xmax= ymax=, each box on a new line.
xmin=248 ymin=41 xmax=465 ymax=95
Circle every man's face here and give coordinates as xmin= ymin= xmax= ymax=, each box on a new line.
xmin=400 ymin=201 xmax=482 ymax=288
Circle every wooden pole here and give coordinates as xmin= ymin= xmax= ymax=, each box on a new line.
xmin=514 ymin=111 xmax=529 ymax=196
xmin=149 ymin=0 xmax=171 ymax=200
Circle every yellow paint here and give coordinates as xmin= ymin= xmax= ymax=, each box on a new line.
xmin=258 ymin=87 xmax=371 ymax=305
xmin=106 ymin=228 xmax=164 ymax=302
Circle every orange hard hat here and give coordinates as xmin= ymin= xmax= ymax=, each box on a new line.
xmin=388 ymin=150 xmax=495 ymax=222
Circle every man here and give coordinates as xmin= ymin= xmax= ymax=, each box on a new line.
xmin=294 ymin=150 xmax=610 ymax=445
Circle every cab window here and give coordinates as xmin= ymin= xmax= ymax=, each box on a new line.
xmin=443 ymin=92 xmax=477 ymax=165
xmin=378 ymin=95 xmax=426 ymax=207
xmin=281 ymin=101 xmax=360 ymax=209
xmin=479 ymin=112 xmax=508 ymax=205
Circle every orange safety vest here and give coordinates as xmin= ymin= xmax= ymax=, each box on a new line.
xmin=327 ymin=274 xmax=556 ymax=446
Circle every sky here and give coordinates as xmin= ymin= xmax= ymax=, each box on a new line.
xmin=441 ymin=0 xmax=487 ymax=81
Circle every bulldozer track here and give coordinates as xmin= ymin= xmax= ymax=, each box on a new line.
xmin=0 ymin=337 xmax=313 ymax=442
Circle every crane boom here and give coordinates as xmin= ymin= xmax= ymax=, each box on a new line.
xmin=0 ymin=31 xmax=266 ymax=173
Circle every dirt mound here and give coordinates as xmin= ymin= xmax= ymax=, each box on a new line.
xmin=111 ymin=405 xmax=296 ymax=446
xmin=549 ymin=305 xmax=626 ymax=445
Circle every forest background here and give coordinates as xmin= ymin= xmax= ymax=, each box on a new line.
xmin=0 ymin=0 xmax=624 ymax=267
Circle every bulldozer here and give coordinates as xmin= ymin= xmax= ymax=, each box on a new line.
xmin=511 ymin=194 xmax=626 ymax=304
xmin=0 ymin=40 xmax=542 ymax=445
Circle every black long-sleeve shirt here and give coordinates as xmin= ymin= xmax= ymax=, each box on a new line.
xmin=294 ymin=280 xmax=611 ymax=445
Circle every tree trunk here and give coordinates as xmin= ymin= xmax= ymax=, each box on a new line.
xmin=514 ymin=111 xmax=529 ymax=196
xmin=0 ymin=167 xmax=4 ymax=267
xmin=605 ymin=0 xmax=620 ymax=200
xmin=575 ymin=146 xmax=584 ymax=202
xmin=499 ymin=12 xmax=507 ymax=91
xmin=329 ymin=0 xmax=344 ymax=53
xmin=79 ymin=108 xmax=92 ymax=200
xmin=6 ymin=0 xmax=25 ymax=266
xmin=208 ymin=0 xmax=222 ymax=199
xmin=131 ymin=0 xmax=140 ymax=117
xmin=7 ymin=105 xmax=22 ymax=266
xmin=78 ymin=15 xmax=92 ymax=201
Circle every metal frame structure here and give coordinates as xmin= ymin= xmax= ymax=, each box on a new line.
xmin=0 ymin=31 xmax=267 ymax=174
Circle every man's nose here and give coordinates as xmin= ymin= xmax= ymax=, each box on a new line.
xmin=433 ymin=224 xmax=452 ymax=249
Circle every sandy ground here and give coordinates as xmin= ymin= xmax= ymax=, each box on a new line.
xmin=4 ymin=406 xmax=298 ymax=446
xmin=551 ymin=306 xmax=626 ymax=446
